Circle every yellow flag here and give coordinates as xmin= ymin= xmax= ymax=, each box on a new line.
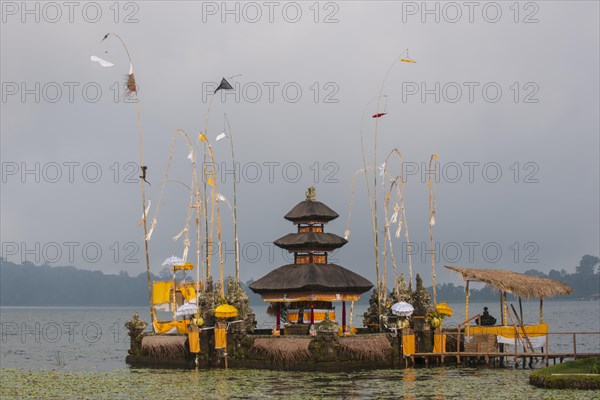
xmin=400 ymin=58 xmax=416 ymax=64
xmin=198 ymin=133 xmax=206 ymax=142
xmin=207 ymin=177 xmax=214 ymax=186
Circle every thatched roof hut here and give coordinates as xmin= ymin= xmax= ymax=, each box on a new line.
xmin=445 ymin=265 xmax=572 ymax=325
xmin=445 ymin=265 xmax=572 ymax=299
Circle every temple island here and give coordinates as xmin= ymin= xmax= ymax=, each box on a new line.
xmin=125 ymin=189 xmax=597 ymax=371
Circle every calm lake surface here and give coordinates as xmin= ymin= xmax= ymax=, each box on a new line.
xmin=1 ymin=301 xmax=599 ymax=399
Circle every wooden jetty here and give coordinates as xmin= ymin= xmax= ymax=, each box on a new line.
xmin=405 ymin=330 xmax=600 ymax=369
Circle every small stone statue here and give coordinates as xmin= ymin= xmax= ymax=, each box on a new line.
xmin=476 ymin=307 xmax=497 ymax=326
xmin=317 ymin=312 xmax=338 ymax=333
xmin=125 ymin=312 xmax=148 ymax=356
xmin=306 ymin=186 xmax=316 ymax=202
xmin=125 ymin=312 xmax=147 ymax=334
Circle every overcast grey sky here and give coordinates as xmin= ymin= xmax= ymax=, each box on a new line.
xmin=1 ymin=1 xmax=599 ymax=288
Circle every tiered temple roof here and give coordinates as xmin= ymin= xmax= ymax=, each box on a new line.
xmin=250 ymin=187 xmax=372 ymax=299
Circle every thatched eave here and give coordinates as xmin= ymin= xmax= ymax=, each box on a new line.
xmin=249 ymin=263 xmax=373 ymax=294
xmin=445 ymin=265 xmax=572 ymax=299
xmin=274 ymin=232 xmax=347 ymax=251
xmin=284 ymin=200 xmax=339 ymax=224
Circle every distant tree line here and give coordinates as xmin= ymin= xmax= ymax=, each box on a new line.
xmin=1 ymin=255 xmax=597 ymax=306
xmin=0 ymin=260 xmax=156 ymax=306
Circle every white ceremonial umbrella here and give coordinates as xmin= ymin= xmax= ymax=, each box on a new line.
xmin=391 ymin=302 xmax=414 ymax=317
xmin=162 ymin=256 xmax=185 ymax=267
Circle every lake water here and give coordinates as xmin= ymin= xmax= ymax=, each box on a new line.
xmin=1 ymin=301 xmax=599 ymax=399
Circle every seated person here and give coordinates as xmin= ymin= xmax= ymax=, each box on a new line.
xmin=475 ymin=307 xmax=497 ymax=326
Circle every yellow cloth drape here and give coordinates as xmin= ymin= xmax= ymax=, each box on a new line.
xmin=433 ymin=334 xmax=447 ymax=353
xmin=151 ymin=309 xmax=189 ymax=334
xmin=215 ymin=327 xmax=227 ymax=349
xmin=303 ymin=310 xmax=335 ymax=322
xmin=262 ymin=293 xmax=360 ymax=302
xmin=152 ymin=282 xmax=173 ymax=305
xmin=152 ymin=319 xmax=189 ymax=334
xmin=469 ymin=324 xmax=548 ymax=338
xmin=188 ymin=331 xmax=200 ymax=353
xmin=402 ymin=334 xmax=415 ymax=356
xmin=174 ymin=262 xmax=194 ymax=271
xmin=180 ymin=286 xmax=196 ymax=302
xmin=287 ymin=311 xmax=299 ymax=323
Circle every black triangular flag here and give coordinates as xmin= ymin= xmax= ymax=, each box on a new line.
xmin=214 ymin=77 xmax=233 ymax=94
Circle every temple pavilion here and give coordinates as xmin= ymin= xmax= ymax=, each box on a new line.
xmin=250 ymin=187 xmax=373 ymax=334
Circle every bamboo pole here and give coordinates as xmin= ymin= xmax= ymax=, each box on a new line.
xmin=201 ymin=95 xmax=216 ymax=282
xmin=465 ymin=280 xmax=470 ymax=323
xmin=510 ymin=304 xmax=535 ymax=353
xmin=155 ymin=129 xmax=202 ymax=296
xmin=362 ymin=52 xmax=413 ymax=330
xmin=371 ymin=57 xmax=406 ymax=327
xmin=545 ymin=332 xmax=549 ymax=366
xmin=428 ymin=154 xmax=438 ymax=305
xmin=104 ymin=33 xmax=153 ymax=324
xmin=381 ymin=150 xmax=402 ymax=294
xmin=395 ymin=180 xmax=413 ymax=290
xmin=465 ymin=280 xmax=470 ymax=340
xmin=202 ymin=137 xmax=225 ymax=298
xmin=172 ymin=265 xmax=177 ymax=321
xmin=503 ymin=292 xmax=508 ymax=327
xmin=191 ymin=133 xmax=204 ymax=291
xmin=224 ymin=114 xmax=240 ymax=285
xmin=507 ymin=311 xmax=527 ymax=368
xmin=457 ymin=326 xmax=461 ymax=365
xmin=518 ymin=297 xmax=524 ymax=324
xmin=359 ymin=96 xmax=383 ymax=331
xmin=500 ymin=292 xmax=504 ymax=326
xmin=514 ymin=334 xmax=518 ymax=368
xmin=539 ymin=297 xmax=544 ymax=324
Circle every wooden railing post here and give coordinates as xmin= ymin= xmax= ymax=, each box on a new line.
xmin=573 ymin=333 xmax=577 ymax=359
xmin=514 ymin=335 xmax=518 ymax=368
xmin=457 ymin=326 xmax=461 ymax=365
xmin=440 ymin=327 xmax=445 ymax=364
xmin=544 ymin=333 xmax=549 ymax=366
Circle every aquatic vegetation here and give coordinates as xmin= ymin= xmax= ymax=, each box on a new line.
xmin=1 ymin=367 xmax=598 ymax=400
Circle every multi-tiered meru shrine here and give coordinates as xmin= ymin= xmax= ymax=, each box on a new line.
xmin=250 ymin=187 xmax=373 ymax=334
xmin=125 ymin=186 xmax=586 ymax=371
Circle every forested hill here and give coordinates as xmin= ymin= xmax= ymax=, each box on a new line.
xmin=0 ymin=260 xmax=156 ymax=306
xmin=1 ymin=256 xmax=598 ymax=306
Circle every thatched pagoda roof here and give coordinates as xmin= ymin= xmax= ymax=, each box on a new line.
xmin=249 ymin=263 xmax=373 ymax=294
xmin=445 ymin=265 xmax=572 ymax=299
xmin=274 ymin=232 xmax=347 ymax=251
xmin=284 ymin=200 xmax=339 ymax=224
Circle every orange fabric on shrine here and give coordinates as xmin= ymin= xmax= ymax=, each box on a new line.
xmin=188 ymin=331 xmax=200 ymax=353
xmin=402 ymin=334 xmax=415 ymax=356
xmin=215 ymin=327 xmax=227 ymax=349
xmin=433 ymin=333 xmax=447 ymax=353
